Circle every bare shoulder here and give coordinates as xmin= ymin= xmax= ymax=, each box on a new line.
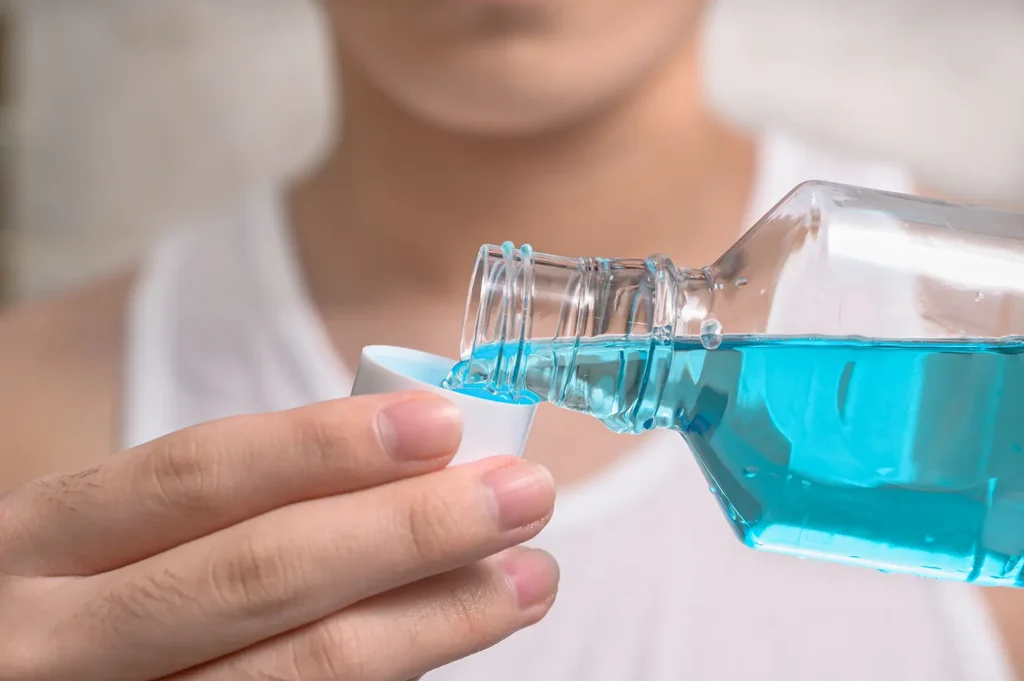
xmin=0 ymin=272 xmax=133 ymax=492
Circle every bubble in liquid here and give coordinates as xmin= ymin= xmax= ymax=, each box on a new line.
xmin=975 ymin=292 xmax=985 ymax=302
xmin=735 ymin=278 xmax=749 ymax=288
xmin=742 ymin=466 xmax=759 ymax=479
xmin=700 ymin=319 xmax=723 ymax=350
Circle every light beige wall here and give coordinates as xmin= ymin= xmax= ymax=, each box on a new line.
xmin=7 ymin=0 xmax=333 ymax=300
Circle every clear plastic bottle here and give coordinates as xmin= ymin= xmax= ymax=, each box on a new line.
xmin=445 ymin=181 xmax=1024 ymax=586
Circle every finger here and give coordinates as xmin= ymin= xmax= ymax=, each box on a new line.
xmin=170 ymin=548 xmax=559 ymax=681
xmin=0 ymin=392 xmax=461 ymax=576
xmin=47 ymin=457 xmax=555 ymax=680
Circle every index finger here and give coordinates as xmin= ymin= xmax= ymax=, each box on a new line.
xmin=0 ymin=392 xmax=461 ymax=577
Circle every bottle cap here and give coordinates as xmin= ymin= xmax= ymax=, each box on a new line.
xmin=351 ymin=345 xmax=537 ymax=465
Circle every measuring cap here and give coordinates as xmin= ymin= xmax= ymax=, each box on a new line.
xmin=351 ymin=345 xmax=537 ymax=465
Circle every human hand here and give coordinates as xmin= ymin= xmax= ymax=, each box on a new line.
xmin=0 ymin=392 xmax=557 ymax=680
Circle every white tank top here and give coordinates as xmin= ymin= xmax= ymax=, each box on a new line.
xmin=123 ymin=132 xmax=1013 ymax=680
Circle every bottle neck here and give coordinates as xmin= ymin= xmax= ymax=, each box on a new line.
xmin=452 ymin=242 xmax=715 ymax=405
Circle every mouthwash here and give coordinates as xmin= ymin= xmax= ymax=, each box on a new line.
xmin=446 ymin=181 xmax=1024 ymax=584
xmin=445 ymin=335 xmax=1024 ymax=585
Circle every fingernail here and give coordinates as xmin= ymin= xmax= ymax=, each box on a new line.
xmin=500 ymin=548 xmax=560 ymax=610
xmin=378 ymin=396 xmax=462 ymax=461
xmin=482 ymin=461 xmax=555 ymax=532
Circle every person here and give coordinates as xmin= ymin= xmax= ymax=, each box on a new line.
xmin=0 ymin=1 xmax=1021 ymax=679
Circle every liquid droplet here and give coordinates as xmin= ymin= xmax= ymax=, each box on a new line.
xmin=742 ymin=466 xmax=759 ymax=479
xmin=975 ymin=292 xmax=985 ymax=302
xmin=735 ymin=278 xmax=749 ymax=288
xmin=700 ymin=319 xmax=723 ymax=350
xmin=709 ymin=485 xmax=719 ymax=495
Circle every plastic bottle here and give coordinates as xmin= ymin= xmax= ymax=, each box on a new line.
xmin=445 ymin=181 xmax=1024 ymax=586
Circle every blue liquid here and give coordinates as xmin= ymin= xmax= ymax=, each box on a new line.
xmin=446 ymin=336 xmax=1024 ymax=585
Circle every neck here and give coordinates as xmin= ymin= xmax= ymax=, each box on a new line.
xmin=289 ymin=41 xmax=756 ymax=312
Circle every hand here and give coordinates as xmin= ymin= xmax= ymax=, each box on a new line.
xmin=0 ymin=392 xmax=558 ymax=680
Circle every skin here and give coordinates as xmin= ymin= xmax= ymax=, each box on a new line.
xmin=0 ymin=392 xmax=557 ymax=680
xmin=0 ymin=0 xmax=1022 ymax=677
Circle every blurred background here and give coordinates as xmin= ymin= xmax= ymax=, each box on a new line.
xmin=1 ymin=0 xmax=332 ymax=303
xmin=0 ymin=0 xmax=1021 ymax=305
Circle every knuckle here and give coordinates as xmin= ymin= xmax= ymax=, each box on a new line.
xmin=208 ymin=536 xmax=299 ymax=616
xmin=145 ymin=431 xmax=219 ymax=511
xmin=289 ymin=408 xmax=365 ymax=474
xmin=21 ymin=465 xmax=105 ymax=516
xmin=296 ymin=620 xmax=368 ymax=681
xmin=0 ymin=467 xmax=106 ymax=571
xmin=435 ymin=572 xmax=500 ymax=641
xmin=65 ymin=571 xmax=194 ymax=650
xmin=401 ymin=490 xmax=465 ymax=564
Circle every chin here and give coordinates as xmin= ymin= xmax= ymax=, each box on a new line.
xmin=330 ymin=1 xmax=698 ymax=137
xmin=363 ymin=50 xmax=653 ymax=137
xmin=401 ymin=83 xmax=611 ymax=136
